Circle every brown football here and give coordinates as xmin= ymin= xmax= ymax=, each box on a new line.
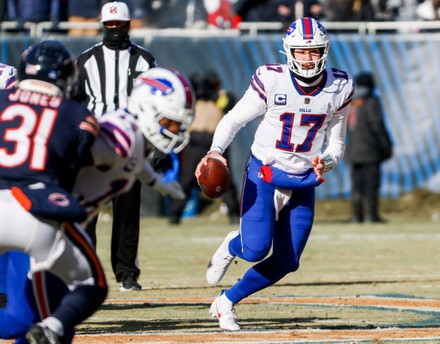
xmin=197 ymin=158 xmax=231 ymax=199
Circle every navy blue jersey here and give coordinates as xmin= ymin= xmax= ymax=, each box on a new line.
xmin=0 ymin=88 xmax=98 ymax=191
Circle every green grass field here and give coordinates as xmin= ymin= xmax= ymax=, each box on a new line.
xmin=75 ymin=199 xmax=440 ymax=343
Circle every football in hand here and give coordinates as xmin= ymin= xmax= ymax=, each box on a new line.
xmin=197 ymin=158 xmax=231 ymax=199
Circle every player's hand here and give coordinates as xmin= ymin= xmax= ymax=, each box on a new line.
xmin=152 ymin=177 xmax=186 ymax=200
xmin=311 ymin=156 xmax=325 ymax=181
xmin=195 ymin=151 xmax=227 ymax=178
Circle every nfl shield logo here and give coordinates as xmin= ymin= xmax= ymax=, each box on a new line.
xmin=304 ymin=98 xmax=310 ymax=105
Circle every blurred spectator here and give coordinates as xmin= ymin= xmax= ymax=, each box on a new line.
xmin=372 ymin=0 xmax=399 ymax=21
xmin=121 ymin=0 xmax=150 ymax=28
xmin=0 ymin=0 xmax=7 ymax=22
xmin=7 ymin=0 xmax=65 ymax=26
xmin=294 ymin=0 xmax=325 ymax=20
xmin=346 ymin=72 xmax=393 ymax=223
xmin=144 ymin=0 xmax=194 ymax=28
xmin=233 ymin=0 xmax=293 ymax=27
xmin=393 ymin=0 xmax=420 ymax=21
xmin=67 ymin=0 xmax=100 ymax=36
xmin=324 ymin=0 xmax=376 ymax=21
xmin=416 ymin=0 xmax=440 ymax=20
xmin=168 ymin=70 xmax=240 ymax=225
xmin=203 ymin=0 xmax=238 ymax=29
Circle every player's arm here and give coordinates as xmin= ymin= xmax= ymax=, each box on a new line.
xmin=138 ymin=161 xmax=185 ymax=200
xmin=209 ymin=67 xmax=268 ymax=156
xmin=76 ymin=114 xmax=99 ymax=166
xmin=318 ymin=104 xmax=350 ymax=175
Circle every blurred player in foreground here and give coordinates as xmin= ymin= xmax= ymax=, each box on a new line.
xmin=0 ymin=40 xmax=107 ymax=343
xmin=0 ymin=66 xmax=194 ymax=343
xmin=196 ymin=17 xmax=354 ymax=330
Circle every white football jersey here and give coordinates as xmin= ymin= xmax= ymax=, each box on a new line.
xmin=211 ymin=64 xmax=354 ymax=174
xmin=0 ymin=63 xmax=17 ymax=89
xmin=72 ymin=110 xmax=156 ymax=222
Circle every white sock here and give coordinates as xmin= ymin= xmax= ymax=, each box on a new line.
xmin=41 ymin=316 xmax=65 ymax=337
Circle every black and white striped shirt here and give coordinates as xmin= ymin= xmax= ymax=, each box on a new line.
xmin=76 ymin=41 xmax=157 ymax=117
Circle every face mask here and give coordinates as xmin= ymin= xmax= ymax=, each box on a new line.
xmin=103 ymin=22 xmax=130 ymax=49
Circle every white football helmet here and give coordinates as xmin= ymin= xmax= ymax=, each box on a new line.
xmin=282 ymin=17 xmax=330 ymax=79
xmin=128 ymin=67 xmax=195 ymax=154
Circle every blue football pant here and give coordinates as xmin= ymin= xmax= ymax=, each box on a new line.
xmin=225 ymin=157 xmax=315 ymax=303
xmin=0 ymin=251 xmax=74 ymax=343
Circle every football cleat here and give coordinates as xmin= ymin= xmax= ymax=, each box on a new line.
xmin=206 ymin=230 xmax=238 ymax=285
xmin=209 ymin=290 xmax=240 ymax=331
xmin=26 ymin=322 xmax=62 ymax=344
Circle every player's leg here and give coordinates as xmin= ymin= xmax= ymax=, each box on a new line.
xmin=26 ymin=222 xmax=108 ymax=343
xmin=0 ymin=252 xmax=37 ymax=339
xmin=363 ymin=162 xmax=382 ymax=222
xmin=111 ymin=181 xmax=142 ymax=291
xmin=227 ymin=187 xmax=315 ymax=302
xmin=0 ymin=251 xmax=76 ymax=343
xmin=0 ymin=191 xmax=107 ymax=342
xmin=206 ymin=157 xmax=275 ymax=285
xmin=211 ymin=188 xmax=315 ymax=331
xmin=208 ymin=157 xmax=276 ymax=330
xmin=351 ymin=163 xmax=365 ymax=222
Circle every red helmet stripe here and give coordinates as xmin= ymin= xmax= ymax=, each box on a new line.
xmin=301 ymin=17 xmax=314 ymax=40
xmin=173 ymin=70 xmax=193 ymax=109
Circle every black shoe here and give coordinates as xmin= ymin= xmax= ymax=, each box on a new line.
xmin=26 ymin=323 xmax=62 ymax=344
xmin=119 ymin=273 xmax=142 ymax=292
xmin=168 ymin=215 xmax=181 ymax=225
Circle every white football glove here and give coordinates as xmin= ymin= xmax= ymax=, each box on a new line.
xmin=151 ymin=176 xmax=186 ymax=200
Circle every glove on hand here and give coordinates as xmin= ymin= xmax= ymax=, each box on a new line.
xmin=152 ymin=176 xmax=186 ymax=200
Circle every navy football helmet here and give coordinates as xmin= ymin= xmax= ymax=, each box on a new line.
xmin=18 ymin=40 xmax=75 ymax=92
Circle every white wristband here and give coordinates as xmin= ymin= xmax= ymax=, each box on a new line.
xmin=322 ymin=155 xmax=335 ymax=173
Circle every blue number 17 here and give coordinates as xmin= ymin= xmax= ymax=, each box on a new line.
xmin=275 ymin=113 xmax=325 ymax=153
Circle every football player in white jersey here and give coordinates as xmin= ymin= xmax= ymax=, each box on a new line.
xmin=0 ymin=63 xmax=17 ymax=89
xmin=73 ymin=67 xmax=194 ymax=223
xmin=196 ymin=17 xmax=354 ymax=331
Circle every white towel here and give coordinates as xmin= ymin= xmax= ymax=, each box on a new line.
xmin=274 ymin=187 xmax=292 ymax=221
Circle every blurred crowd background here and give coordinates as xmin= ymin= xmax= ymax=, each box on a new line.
xmin=1 ymin=0 xmax=440 ymax=36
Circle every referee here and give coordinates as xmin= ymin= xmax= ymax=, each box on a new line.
xmin=75 ymin=1 xmax=158 ymax=291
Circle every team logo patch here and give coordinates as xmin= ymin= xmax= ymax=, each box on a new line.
xmin=275 ymin=94 xmax=287 ymax=105
xmin=139 ymin=77 xmax=175 ymax=96
xmin=48 ymin=193 xmax=70 ymax=207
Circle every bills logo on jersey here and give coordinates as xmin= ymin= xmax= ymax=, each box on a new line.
xmin=139 ymin=77 xmax=174 ymax=96
xmin=275 ymin=94 xmax=287 ymax=105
